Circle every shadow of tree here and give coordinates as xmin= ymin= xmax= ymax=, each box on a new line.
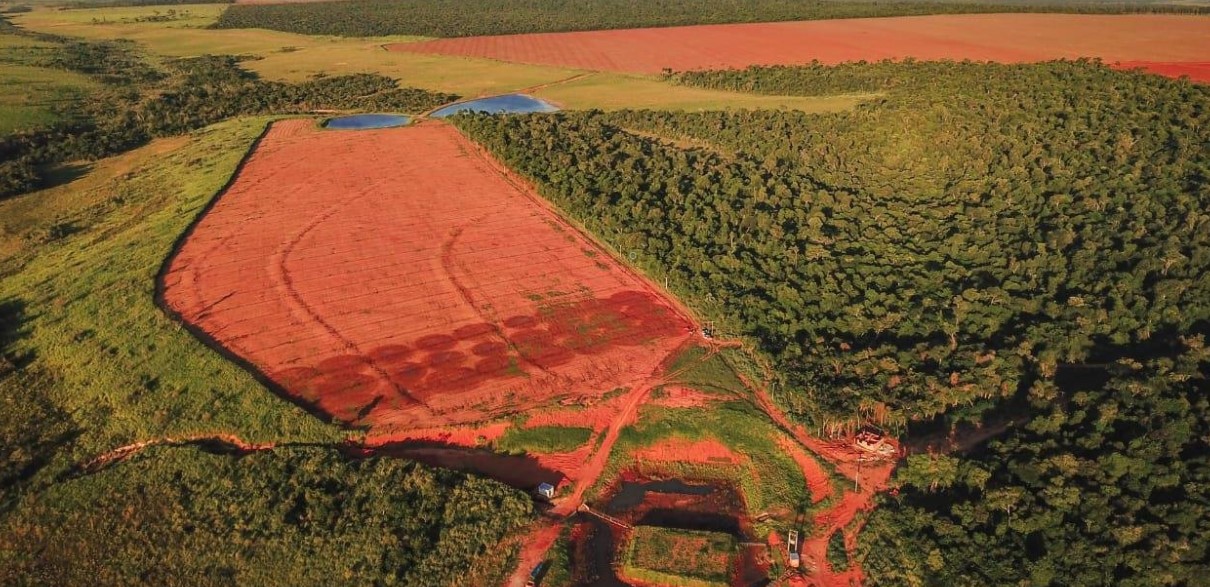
xmin=0 ymin=297 xmax=80 ymax=511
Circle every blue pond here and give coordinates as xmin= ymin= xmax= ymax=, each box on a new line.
xmin=324 ymin=114 xmax=410 ymax=130
xmin=430 ymin=94 xmax=559 ymax=118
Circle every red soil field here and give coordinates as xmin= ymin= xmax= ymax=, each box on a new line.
xmin=388 ymin=14 xmax=1210 ymax=81
xmin=162 ymin=119 xmax=693 ymax=432
xmin=1113 ymin=61 xmax=1210 ymax=83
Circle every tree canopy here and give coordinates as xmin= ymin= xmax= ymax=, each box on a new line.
xmin=455 ymin=58 xmax=1210 ymax=585
xmin=454 ymin=60 xmax=1209 ymax=435
xmin=0 ymin=446 xmax=533 ymax=586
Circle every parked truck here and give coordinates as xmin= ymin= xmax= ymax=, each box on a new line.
xmin=788 ymin=530 xmax=801 ymax=569
xmin=525 ymin=561 xmax=547 ymax=587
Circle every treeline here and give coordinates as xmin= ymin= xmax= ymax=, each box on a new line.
xmin=0 ymin=446 xmax=533 ymax=586
xmin=0 ymin=25 xmax=457 ymax=199
xmin=671 ymin=59 xmax=1031 ymax=96
xmin=212 ymin=0 xmax=1208 ymax=38
xmin=453 ymin=60 xmax=1210 ymax=436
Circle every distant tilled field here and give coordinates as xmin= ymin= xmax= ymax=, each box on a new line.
xmin=390 ymin=13 xmax=1210 ymax=81
xmin=161 ymin=119 xmax=692 ymax=431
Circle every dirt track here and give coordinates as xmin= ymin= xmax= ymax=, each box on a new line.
xmin=752 ymin=384 xmax=897 ymax=587
xmin=389 ymin=14 xmax=1210 ymax=81
xmin=162 ymin=119 xmax=692 ymax=432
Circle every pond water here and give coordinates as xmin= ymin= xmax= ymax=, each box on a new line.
xmin=430 ymin=94 xmax=559 ymax=118
xmin=324 ymin=114 xmax=411 ymax=129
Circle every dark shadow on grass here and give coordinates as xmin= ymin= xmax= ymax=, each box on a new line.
xmin=0 ymin=297 xmax=81 ymax=511
xmin=38 ymin=161 xmax=94 ymax=190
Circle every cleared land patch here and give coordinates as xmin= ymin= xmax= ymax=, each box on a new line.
xmin=161 ymin=119 xmax=693 ymax=433
xmin=390 ymin=14 xmax=1210 ymax=80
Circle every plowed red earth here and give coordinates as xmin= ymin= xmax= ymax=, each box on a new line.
xmin=388 ymin=14 xmax=1210 ymax=81
xmin=163 ymin=119 xmax=692 ymax=431
xmin=1112 ymin=61 xmax=1210 ymax=83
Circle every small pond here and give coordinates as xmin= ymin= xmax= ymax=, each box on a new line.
xmin=430 ymin=94 xmax=559 ymax=118
xmin=571 ymin=478 xmax=768 ymax=587
xmin=324 ymin=114 xmax=411 ymax=130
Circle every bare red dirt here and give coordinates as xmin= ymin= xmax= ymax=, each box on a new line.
xmin=776 ymin=436 xmax=833 ymax=506
xmin=520 ymin=400 xmax=623 ymax=429
xmin=650 ymin=384 xmax=719 ymax=408
xmin=162 ymin=119 xmax=693 ymax=433
xmin=635 ymin=438 xmax=740 ymax=465
xmin=1112 ymin=61 xmax=1210 ymax=83
xmin=388 ymin=14 xmax=1210 ymax=81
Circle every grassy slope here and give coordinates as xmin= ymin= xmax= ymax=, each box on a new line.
xmin=496 ymin=425 xmax=592 ymax=454
xmin=0 ymin=116 xmax=341 ymax=468
xmin=11 ymin=5 xmax=875 ymax=111
xmin=585 ymin=347 xmax=825 ymax=523
xmin=604 ymin=401 xmax=812 ymax=516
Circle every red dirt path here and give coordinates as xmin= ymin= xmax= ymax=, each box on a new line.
xmin=388 ymin=14 xmax=1210 ymax=82
xmin=162 ymin=119 xmax=693 ymax=432
xmin=752 ymin=383 xmax=897 ymax=587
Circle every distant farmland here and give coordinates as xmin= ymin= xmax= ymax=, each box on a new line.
xmin=390 ymin=13 xmax=1210 ymax=81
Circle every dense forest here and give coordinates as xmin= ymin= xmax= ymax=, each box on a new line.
xmin=0 ymin=446 xmax=533 ymax=586
xmin=212 ymin=0 xmax=1208 ymax=38
xmin=454 ymin=59 xmax=1209 ymax=584
xmin=858 ymin=340 xmax=1208 ymax=585
xmin=0 ymin=19 xmax=456 ymax=198
xmin=455 ymin=60 xmax=1209 ymax=434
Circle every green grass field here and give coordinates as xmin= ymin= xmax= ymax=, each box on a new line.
xmin=0 ymin=29 xmax=97 ymax=133
xmin=623 ymin=526 xmax=735 ymax=587
xmin=0 ymin=63 xmax=93 ymax=132
xmin=601 ymin=401 xmax=813 ymax=518
xmin=0 ymin=116 xmax=342 ymax=472
xmin=666 ymin=346 xmax=750 ymax=396
xmin=496 ymin=425 xmax=593 ymax=454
